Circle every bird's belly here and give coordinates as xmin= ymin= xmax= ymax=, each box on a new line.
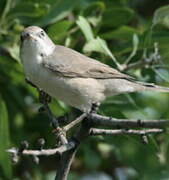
xmin=28 ymin=67 xmax=105 ymax=112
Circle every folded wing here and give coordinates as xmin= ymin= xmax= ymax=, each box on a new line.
xmin=42 ymin=45 xmax=133 ymax=80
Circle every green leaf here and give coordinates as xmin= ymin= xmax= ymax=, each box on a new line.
xmin=102 ymin=7 xmax=134 ymax=28
xmin=47 ymin=20 xmax=73 ymax=42
xmin=83 ymin=1 xmax=105 ymax=26
xmin=77 ymin=16 xmax=120 ymax=68
xmin=38 ymin=0 xmax=79 ymax=26
xmin=0 ymin=0 xmax=12 ymax=25
xmin=6 ymin=45 xmax=20 ymax=62
xmin=76 ymin=16 xmax=94 ymax=42
xmin=0 ymin=0 xmax=6 ymax=16
xmin=125 ymin=34 xmax=139 ymax=64
xmin=152 ymin=68 xmax=169 ymax=83
xmin=0 ymin=96 xmax=12 ymax=179
xmin=83 ymin=37 xmax=106 ymax=54
xmin=83 ymin=37 xmax=121 ymax=69
xmin=153 ymin=5 xmax=169 ymax=27
xmin=101 ymin=26 xmax=139 ymax=41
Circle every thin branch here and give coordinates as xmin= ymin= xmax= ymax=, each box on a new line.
xmin=122 ymin=60 xmax=146 ymax=71
xmin=122 ymin=42 xmax=161 ymax=71
xmin=63 ymin=113 xmax=87 ymax=132
xmin=7 ymin=141 xmax=75 ymax=157
xmin=7 ymin=112 xmax=169 ymax=180
xmin=55 ymin=148 xmax=77 ymax=180
xmin=90 ymin=128 xmax=163 ymax=136
xmin=89 ymin=113 xmax=169 ymax=128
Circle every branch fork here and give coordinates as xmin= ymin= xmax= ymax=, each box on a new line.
xmin=7 ymin=89 xmax=169 ymax=180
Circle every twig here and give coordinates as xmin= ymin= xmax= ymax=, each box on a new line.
xmin=90 ymin=128 xmax=163 ymax=136
xmin=7 ymin=112 xmax=169 ymax=180
xmin=122 ymin=60 xmax=146 ymax=71
xmin=7 ymin=141 xmax=75 ymax=156
xmin=63 ymin=113 xmax=87 ymax=132
xmin=89 ymin=113 xmax=169 ymax=128
xmin=122 ymin=42 xmax=161 ymax=71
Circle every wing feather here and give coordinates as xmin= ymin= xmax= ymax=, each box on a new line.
xmin=42 ymin=45 xmax=133 ymax=80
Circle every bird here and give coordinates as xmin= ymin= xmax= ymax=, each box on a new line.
xmin=20 ymin=26 xmax=169 ymax=113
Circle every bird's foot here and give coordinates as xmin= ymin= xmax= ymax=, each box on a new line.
xmin=38 ymin=90 xmax=52 ymax=104
xmin=90 ymin=102 xmax=100 ymax=114
xmin=52 ymin=119 xmax=68 ymax=144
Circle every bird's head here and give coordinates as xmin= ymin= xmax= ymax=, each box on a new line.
xmin=20 ymin=26 xmax=55 ymax=57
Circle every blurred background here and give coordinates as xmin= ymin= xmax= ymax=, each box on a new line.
xmin=1 ymin=0 xmax=169 ymax=179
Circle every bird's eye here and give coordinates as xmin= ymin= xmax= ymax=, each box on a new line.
xmin=40 ymin=31 xmax=45 ymax=37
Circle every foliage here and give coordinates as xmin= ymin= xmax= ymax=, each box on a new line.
xmin=1 ymin=0 xmax=169 ymax=179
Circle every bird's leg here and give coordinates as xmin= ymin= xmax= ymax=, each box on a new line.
xmin=37 ymin=90 xmax=57 ymax=127
xmin=38 ymin=90 xmax=68 ymax=145
xmin=43 ymin=103 xmax=68 ymax=145
xmin=90 ymin=102 xmax=100 ymax=114
xmin=25 ymin=78 xmax=37 ymax=88
xmin=38 ymin=90 xmax=52 ymax=104
xmin=85 ymin=102 xmax=100 ymax=127
xmin=26 ymin=78 xmax=67 ymax=144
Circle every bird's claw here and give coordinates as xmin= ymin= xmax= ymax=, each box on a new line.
xmin=90 ymin=102 xmax=100 ymax=113
xmin=39 ymin=90 xmax=51 ymax=104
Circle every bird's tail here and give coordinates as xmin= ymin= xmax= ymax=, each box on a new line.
xmin=134 ymin=81 xmax=169 ymax=93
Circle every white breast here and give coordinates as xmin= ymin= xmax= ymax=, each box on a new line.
xmin=21 ymin=43 xmax=106 ymax=112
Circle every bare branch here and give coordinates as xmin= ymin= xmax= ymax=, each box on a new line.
xmin=55 ymin=118 xmax=91 ymax=180
xmin=7 ymin=111 xmax=169 ymax=180
xmin=89 ymin=113 xmax=169 ymax=128
xmin=63 ymin=113 xmax=87 ymax=132
xmin=122 ymin=60 xmax=146 ymax=71
xmin=55 ymin=148 xmax=77 ymax=180
xmin=7 ymin=141 xmax=75 ymax=157
xmin=90 ymin=128 xmax=163 ymax=136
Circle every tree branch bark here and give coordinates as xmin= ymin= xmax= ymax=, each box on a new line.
xmin=90 ymin=128 xmax=163 ymax=136
xmin=89 ymin=113 xmax=169 ymax=128
xmin=7 ymin=141 xmax=75 ymax=156
xmin=55 ymin=118 xmax=91 ymax=180
xmin=7 ymin=113 xmax=169 ymax=180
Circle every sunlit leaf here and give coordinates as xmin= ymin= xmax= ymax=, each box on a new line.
xmin=7 ymin=45 xmax=20 ymax=62
xmin=83 ymin=37 xmax=121 ymax=69
xmin=153 ymin=5 xmax=169 ymax=27
xmin=125 ymin=34 xmax=139 ymax=64
xmin=76 ymin=16 xmax=94 ymax=42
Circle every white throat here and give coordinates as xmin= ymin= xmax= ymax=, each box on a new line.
xmin=20 ymin=37 xmax=55 ymax=82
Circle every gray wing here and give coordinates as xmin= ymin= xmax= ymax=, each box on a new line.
xmin=42 ymin=45 xmax=133 ymax=80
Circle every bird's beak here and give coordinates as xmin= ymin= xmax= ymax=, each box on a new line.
xmin=21 ymin=32 xmax=34 ymax=42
